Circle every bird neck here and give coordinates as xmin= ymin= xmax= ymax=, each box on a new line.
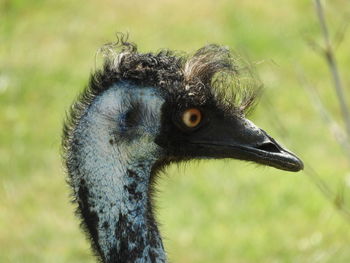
xmin=67 ymin=85 xmax=167 ymax=263
xmin=81 ymin=158 xmax=165 ymax=263
xmin=92 ymin=158 xmax=166 ymax=263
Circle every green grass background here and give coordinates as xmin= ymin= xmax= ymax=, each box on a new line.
xmin=1 ymin=0 xmax=350 ymax=262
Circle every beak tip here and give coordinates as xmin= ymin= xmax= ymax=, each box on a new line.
xmin=288 ymin=155 xmax=304 ymax=172
xmin=297 ymin=159 xmax=304 ymax=171
xmin=299 ymin=160 xmax=304 ymax=171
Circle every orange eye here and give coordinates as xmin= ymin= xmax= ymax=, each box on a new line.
xmin=182 ymin=108 xmax=202 ymax=128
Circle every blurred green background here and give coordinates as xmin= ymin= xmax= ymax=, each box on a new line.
xmin=1 ymin=0 xmax=350 ymax=262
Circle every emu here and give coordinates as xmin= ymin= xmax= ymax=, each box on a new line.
xmin=62 ymin=38 xmax=303 ymax=263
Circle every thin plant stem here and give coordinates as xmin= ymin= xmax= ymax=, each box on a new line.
xmin=315 ymin=0 xmax=350 ymax=138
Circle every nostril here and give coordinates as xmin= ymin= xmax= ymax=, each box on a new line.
xmin=256 ymin=142 xmax=280 ymax=153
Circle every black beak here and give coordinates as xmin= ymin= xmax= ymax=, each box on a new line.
xmin=189 ymin=116 xmax=303 ymax=172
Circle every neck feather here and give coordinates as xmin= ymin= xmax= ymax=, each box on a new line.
xmin=65 ymin=84 xmax=166 ymax=263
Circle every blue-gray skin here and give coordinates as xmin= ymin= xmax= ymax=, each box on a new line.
xmin=62 ymin=39 xmax=303 ymax=263
xmin=68 ymin=85 xmax=166 ymax=262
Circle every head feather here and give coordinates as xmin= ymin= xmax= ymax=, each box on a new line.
xmin=95 ymin=34 xmax=261 ymax=114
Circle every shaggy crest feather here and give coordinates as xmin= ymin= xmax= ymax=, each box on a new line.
xmin=183 ymin=44 xmax=261 ymax=115
xmin=94 ymin=34 xmax=261 ymax=114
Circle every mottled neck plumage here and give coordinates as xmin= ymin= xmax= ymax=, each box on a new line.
xmin=66 ymin=84 xmax=166 ymax=263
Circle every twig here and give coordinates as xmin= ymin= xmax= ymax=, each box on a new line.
xmin=314 ymin=0 xmax=350 ymax=138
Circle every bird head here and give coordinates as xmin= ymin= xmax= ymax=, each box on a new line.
xmin=78 ymin=37 xmax=303 ymax=172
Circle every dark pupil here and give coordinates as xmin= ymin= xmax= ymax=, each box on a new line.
xmin=190 ymin=114 xmax=198 ymax=123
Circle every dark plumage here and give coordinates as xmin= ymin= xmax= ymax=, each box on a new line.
xmin=64 ymin=36 xmax=257 ymax=132
xmin=62 ymin=35 xmax=303 ymax=263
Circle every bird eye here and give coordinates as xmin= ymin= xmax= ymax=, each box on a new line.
xmin=182 ymin=108 xmax=202 ymax=128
